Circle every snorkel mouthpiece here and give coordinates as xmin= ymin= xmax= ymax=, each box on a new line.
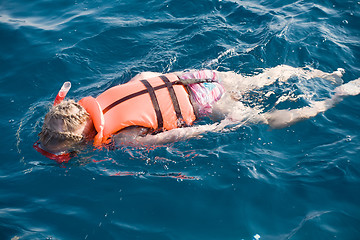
xmin=54 ymin=81 xmax=71 ymax=106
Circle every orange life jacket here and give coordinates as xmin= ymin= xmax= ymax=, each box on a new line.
xmin=79 ymin=73 xmax=196 ymax=145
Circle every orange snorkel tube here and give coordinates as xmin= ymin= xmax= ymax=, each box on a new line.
xmin=34 ymin=81 xmax=75 ymax=163
xmin=53 ymin=81 xmax=71 ymax=106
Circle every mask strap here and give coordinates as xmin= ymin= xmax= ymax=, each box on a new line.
xmin=33 ymin=141 xmax=75 ymax=163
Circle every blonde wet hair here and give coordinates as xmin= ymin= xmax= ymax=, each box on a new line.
xmin=39 ymin=100 xmax=90 ymax=148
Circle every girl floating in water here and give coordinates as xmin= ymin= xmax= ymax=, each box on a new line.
xmin=35 ymin=66 xmax=360 ymax=161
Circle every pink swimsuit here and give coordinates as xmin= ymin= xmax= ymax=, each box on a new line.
xmin=180 ymin=70 xmax=225 ymax=116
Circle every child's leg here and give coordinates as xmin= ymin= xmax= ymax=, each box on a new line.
xmin=263 ymin=77 xmax=360 ymax=129
xmin=263 ymin=106 xmax=328 ymax=129
xmin=216 ymin=65 xmax=344 ymax=94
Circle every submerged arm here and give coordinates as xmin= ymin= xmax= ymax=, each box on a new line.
xmin=112 ymin=126 xmax=151 ymax=145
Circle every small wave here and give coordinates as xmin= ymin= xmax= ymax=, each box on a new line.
xmin=0 ymin=10 xmax=95 ymax=31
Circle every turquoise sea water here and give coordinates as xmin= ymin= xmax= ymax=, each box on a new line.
xmin=1 ymin=0 xmax=360 ymax=239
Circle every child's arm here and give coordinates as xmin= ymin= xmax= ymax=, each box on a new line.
xmin=129 ymin=72 xmax=162 ymax=82
xmin=112 ymin=125 xmax=206 ymax=146
xmin=112 ymin=126 xmax=151 ymax=145
xmin=130 ymin=70 xmax=221 ymax=84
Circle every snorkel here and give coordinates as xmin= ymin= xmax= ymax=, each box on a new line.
xmin=54 ymin=81 xmax=71 ymax=106
xmin=34 ymin=81 xmax=74 ymax=163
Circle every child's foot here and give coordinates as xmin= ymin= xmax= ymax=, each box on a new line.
xmin=335 ymin=78 xmax=360 ymax=96
xmin=321 ymin=68 xmax=345 ymax=84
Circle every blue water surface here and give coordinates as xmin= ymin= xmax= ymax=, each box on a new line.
xmin=1 ymin=0 xmax=360 ymax=239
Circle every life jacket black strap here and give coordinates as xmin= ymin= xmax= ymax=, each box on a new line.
xmin=102 ymin=80 xmax=197 ymax=115
xmin=101 ymin=75 xmax=203 ymax=130
xmin=103 ymin=88 xmax=156 ymax=114
xmin=159 ymin=75 xmax=186 ymax=127
xmin=140 ymin=79 xmax=164 ymax=130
